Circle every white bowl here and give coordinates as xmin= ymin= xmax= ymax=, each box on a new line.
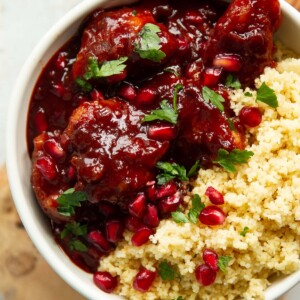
xmin=6 ymin=1 xmax=300 ymax=299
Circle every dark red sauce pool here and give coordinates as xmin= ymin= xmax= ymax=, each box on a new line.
xmin=27 ymin=0 xmax=281 ymax=276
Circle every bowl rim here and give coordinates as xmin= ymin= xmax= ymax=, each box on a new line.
xmin=6 ymin=1 xmax=300 ymax=299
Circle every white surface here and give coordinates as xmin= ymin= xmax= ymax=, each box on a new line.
xmin=3 ymin=0 xmax=300 ymax=299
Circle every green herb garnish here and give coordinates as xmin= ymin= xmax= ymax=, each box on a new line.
xmin=213 ymin=149 xmax=254 ymax=172
xmin=202 ymin=86 xmax=225 ymax=112
xmin=225 ymin=74 xmax=241 ymax=89
xmin=83 ymin=57 xmax=128 ymax=80
xmin=156 ymin=161 xmax=188 ymax=185
xmin=142 ymin=84 xmax=183 ymax=125
xmin=61 ymin=222 xmax=88 ymax=253
xmin=171 ymin=194 xmax=205 ymax=224
xmin=57 ymin=188 xmax=88 ymax=217
xmin=187 ymin=160 xmax=200 ymax=177
xmin=187 ymin=194 xmax=205 ymax=224
xmin=244 ymin=91 xmax=253 ymax=97
xmin=75 ymin=77 xmax=93 ymax=93
xmin=228 ymin=119 xmax=237 ymax=132
xmin=256 ymin=82 xmax=278 ymax=108
xmin=240 ymin=226 xmax=249 ymax=237
xmin=134 ymin=23 xmax=166 ymax=62
xmin=217 ymin=256 xmax=232 ymax=272
xmin=132 ymin=10 xmax=137 ymax=16
xmin=158 ymin=261 xmax=177 ymax=281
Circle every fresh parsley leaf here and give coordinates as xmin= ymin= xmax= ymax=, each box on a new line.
xmin=225 ymin=74 xmax=241 ymax=89
xmin=164 ymin=66 xmax=180 ymax=77
xmin=202 ymin=86 xmax=225 ymax=112
xmin=83 ymin=57 xmax=128 ymax=80
xmin=57 ymin=188 xmax=88 ymax=217
xmin=213 ymin=149 xmax=254 ymax=172
xmin=240 ymin=226 xmax=249 ymax=237
xmin=135 ymin=23 xmax=166 ymax=62
xmin=172 ymin=211 xmax=190 ymax=223
xmin=188 ymin=194 xmax=205 ymax=224
xmin=75 ymin=77 xmax=93 ymax=93
xmin=256 ymin=82 xmax=278 ymax=108
xmin=60 ymin=222 xmax=87 ymax=239
xmin=187 ymin=160 xmax=200 ymax=177
xmin=142 ymin=100 xmax=178 ymax=124
xmin=228 ymin=119 xmax=237 ymax=132
xmin=69 ymin=239 xmax=88 ymax=252
xmin=244 ymin=91 xmax=253 ymax=97
xmin=158 ymin=261 xmax=176 ymax=281
xmin=143 ymin=84 xmax=182 ymax=125
xmin=132 ymin=10 xmax=137 ymax=16
xmin=156 ymin=161 xmax=188 ymax=185
xmin=217 ymin=256 xmax=232 ymax=272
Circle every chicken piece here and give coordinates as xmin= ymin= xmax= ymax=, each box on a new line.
xmin=73 ymin=8 xmax=177 ymax=80
xmin=205 ymin=0 xmax=281 ymax=85
xmin=64 ymin=99 xmax=169 ymax=206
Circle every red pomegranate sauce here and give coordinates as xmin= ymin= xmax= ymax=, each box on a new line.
xmin=27 ymin=0 xmax=281 ymax=275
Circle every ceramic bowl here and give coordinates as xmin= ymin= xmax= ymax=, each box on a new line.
xmin=6 ymin=0 xmax=300 ymax=299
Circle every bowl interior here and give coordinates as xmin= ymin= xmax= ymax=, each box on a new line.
xmin=6 ymin=1 xmax=300 ymax=299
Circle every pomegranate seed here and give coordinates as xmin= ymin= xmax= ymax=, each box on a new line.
xmin=195 ymin=264 xmax=217 ymax=286
xmin=118 ymin=84 xmax=137 ymax=102
xmin=147 ymin=184 xmax=157 ymax=202
xmin=91 ymin=89 xmax=104 ymax=101
xmin=185 ymin=59 xmax=204 ymax=81
xmin=67 ymin=165 xmax=76 ymax=182
xmin=148 ymin=124 xmax=177 ymax=141
xmin=93 ymin=271 xmax=118 ymax=293
xmin=36 ymin=156 xmax=57 ymax=181
xmin=125 ymin=216 xmax=144 ymax=232
xmin=205 ymin=187 xmax=224 ymax=205
xmin=202 ymin=67 xmax=223 ymax=87
xmin=55 ymin=53 xmax=67 ymax=70
xmin=143 ymin=204 xmax=160 ymax=228
xmin=199 ymin=206 xmax=226 ymax=226
xmin=99 ymin=202 xmax=118 ymax=217
xmin=88 ymin=230 xmax=111 ymax=252
xmin=133 ymin=267 xmax=156 ymax=292
xmin=131 ymin=227 xmax=153 ymax=246
xmin=156 ymin=181 xmax=177 ymax=199
xmin=203 ymin=249 xmax=219 ymax=272
xmin=43 ymin=139 xmax=65 ymax=161
xmin=129 ymin=193 xmax=146 ymax=219
xmin=158 ymin=192 xmax=182 ymax=214
xmin=213 ymin=54 xmax=242 ymax=72
xmin=239 ymin=107 xmax=262 ymax=127
xmin=106 ymin=70 xmax=127 ymax=84
xmin=34 ymin=109 xmax=48 ymax=133
xmin=135 ymin=88 xmax=156 ymax=106
xmin=52 ymin=83 xmax=65 ymax=98
xmin=105 ymin=220 xmax=124 ymax=243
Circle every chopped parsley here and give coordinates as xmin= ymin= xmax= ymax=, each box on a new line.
xmin=240 ymin=226 xmax=249 ymax=237
xmin=187 ymin=160 xmax=200 ymax=177
xmin=256 ymin=82 xmax=278 ymax=108
xmin=172 ymin=194 xmax=205 ymax=224
xmin=202 ymin=86 xmax=225 ymax=112
xmin=134 ymin=23 xmax=166 ymax=62
xmin=83 ymin=56 xmax=128 ymax=80
xmin=132 ymin=10 xmax=137 ymax=16
xmin=158 ymin=261 xmax=177 ymax=281
xmin=57 ymin=188 xmax=88 ymax=217
xmin=227 ymin=119 xmax=237 ymax=132
xmin=213 ymin=149 xmax=254 ymax=172
xmin=217 ymin=256 xmax=232 ymax=272
xmin=156 ymin=161 xmax=188 ymax=185
xmin=61 ymin=222 xmax=88 ymax=253
xmin=244 ymin=91 xmax=253 ymax=97
xmin=156 ymin=160 xmax=199 ymax=185
xmin=164 ymin=66 xmax=181 ymax=77
xmin=75 ymin=77 xmax=92 ymax=93
xmin=142 ymin=84 xmax=183 ymax=125
xmin=225 ymin=74 xmax=241 ymax=89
